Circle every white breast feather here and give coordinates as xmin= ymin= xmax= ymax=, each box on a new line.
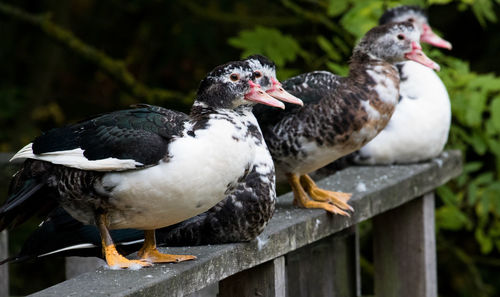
xmin=358 ymin=61 xmax=451 ymax=164
xmin=366 ymin=66 xmax=399 ymax=105
xmin=101 ymin=111 xmax=261 ymax=230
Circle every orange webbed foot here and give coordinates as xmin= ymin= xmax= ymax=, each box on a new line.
xmin=138 ymin=229 xmax=196 ymax=263
xmin=288 ymin=173 xmax=354 ymax=216
xmin=104 ymin=244 xmax=152 ymax=269
xmin=138 ymin=247 xmax=196 ymax=263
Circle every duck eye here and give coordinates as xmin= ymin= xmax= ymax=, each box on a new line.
xmin=254 ymin=71 xmax=262 ymax=78
xmin=230 ymin=73 xmax=240 ymax=81
xmin=408 ymin=18 xmax=415 ymax=22
xmin=397 ymin=34 xmax=405 ymax=40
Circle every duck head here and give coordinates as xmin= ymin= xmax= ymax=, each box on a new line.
xmin=245 ymin=55 xmax=303 ymax=106
xmin=195 ymin=60 xmax=285 ymax=110
xmin=354 ymin=21 xmax=440 ymax=71
xmin=379 ymin=5 xmax=452 ymax=50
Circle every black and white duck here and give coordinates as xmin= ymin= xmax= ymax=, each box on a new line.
xmin=253 ymin=21 xmax=440 ymax=215
xmin=155 ymin=55 xmax=303 ymax=245
xmin=0 ymin=56 xmax=304 ymax=262
xmin=353 ymin=5 xmax=452 ymax=164
xmin=0 ymin=60 xmax=289 ymax=268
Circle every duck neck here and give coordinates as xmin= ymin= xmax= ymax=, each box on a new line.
xmin=347 ymin=51 xmax=400 ymax=106
xmin=189 ymin=101 xmax=257 ymax=133
xmin=190 ymin=101 xmax=254 ymax=117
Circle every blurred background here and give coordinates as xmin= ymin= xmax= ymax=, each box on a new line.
xmin=0 ymin=0 xmax=500 ymax=296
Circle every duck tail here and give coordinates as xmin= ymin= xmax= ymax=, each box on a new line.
xmin=0 ymin=254 xmax=30 ymax=265
xmin=0 ymin=178 xmax=45 ymax=231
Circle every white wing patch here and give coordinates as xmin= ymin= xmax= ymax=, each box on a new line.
xmin=38 ymin=243 xmax=97 ymax=258
xmin=10 ymin=143 xmax=143 ymax=171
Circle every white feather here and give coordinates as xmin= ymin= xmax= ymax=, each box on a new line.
xmin=10 ymin=143 xmax=142 ymax=171
xmin=38 ymin=243 xmax=97 ymax=257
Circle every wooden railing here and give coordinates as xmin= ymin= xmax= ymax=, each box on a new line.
xmin=0 ymin=151 xmax=462 ymax=297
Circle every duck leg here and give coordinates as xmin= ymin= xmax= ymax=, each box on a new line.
xmin=300 ymin=174 xmax=353 ymax=215
xmin=137 ymin=230 xmax=196 ymax=263
xmin=287 ymin=173 xmax=350 ymax=215
xmin=97 ymin=214 xmax=151 ymax=268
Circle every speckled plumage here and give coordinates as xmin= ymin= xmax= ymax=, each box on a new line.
xmin=353 ymin=6 xmax=451 ymax=164
xmin=1 ymin=61 xmax=289 ymax=268
xmin=1 ymin=56 xmax=285 ymax=262
xmin=155 ymin=56 xmax=282 ymax=245
xmin=254 ymin=23 xmax=414 ymax=180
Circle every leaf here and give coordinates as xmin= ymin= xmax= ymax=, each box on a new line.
xmin=489 ymin=96 xmax=500 ymax=132
xmin=326 ymin=62 xmax=349 ymax=76
xmin=317 ymin=36 xmax=341 ymax=61
xmin=471 ymin=0 xmax=498 ymax=27
xmin=475 ymin=228 xmax=494 ymax=254
xmin=485 ymin=182 xmax=500 ymax=216
xmin=228 ymin=26 xmax=303 ymax=67
xmin=463 ymin=161 xmax=483 ymax=174
xmin=467 ymin=182 xmax=478 ymax=206
xmin=327 ymin=0 xmax=349 ymax=17
xmin=473 ymin=172 xmax=494 ymax=186
xmin=437 ymin=185 xmax=460 ymax=205
xmin=276 ymin=68 xmax=301 ymax=81
xmin=428 ymin=0 xmax=453 ymax=4
xmin=340 ymin=0 xmax=383 ymax=39
xmin=469 ymin=131 xmax=488 ymax=155
xmin=436 ymin=205 xmax=470 ymax=231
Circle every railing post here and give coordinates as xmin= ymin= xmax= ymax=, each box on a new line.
xmin=285 ymin=227 xmax=360 ymax=297
xmin=185 ymin=283 xmax=218 ymax=297
xmin=373 ymin=192 xmax=437 ymax=297
xmin=219 ymin=256 xmax=285 ymax=297
xmin=0 ymin=230 xmax=8 ymax=297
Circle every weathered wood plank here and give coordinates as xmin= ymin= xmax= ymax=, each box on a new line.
xmin=27 ymin=151 xmax=460 ymax=297
xmin=285 ymin=227 xmax=359 ymax=297
xmin=66 ymin=257 xmax=106 ymax=279
xmin=372 ymin=193 xmax=437 ymax=297
xmin=219 ymin=256 xmax=285 ymax=297
xmin=0 ymin=231 xmax=8 ymax=297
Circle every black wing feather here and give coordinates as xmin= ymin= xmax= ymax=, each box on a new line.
xmin=32 ymin=105 xmax=189 ymax=167
xmin=254 ymin=71 xmax=342 ymax=130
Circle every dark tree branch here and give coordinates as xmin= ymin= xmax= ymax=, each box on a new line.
xmin=0 ymin=2 xmax=184 ymax=104
xmin=181 ymin=2 xmax=302 ymax=26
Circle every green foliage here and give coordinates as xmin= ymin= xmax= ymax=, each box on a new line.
xmin=228 ymin=26 xmax=307 ymax=67
xmin=226 ymin=1 xmax=500 ymax=296
xmin=433 ymin=49 xmax=500 ymax=257
xmin=1 ymin=0 xmax=500 ymax=296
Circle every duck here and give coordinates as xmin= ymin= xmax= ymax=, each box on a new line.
xmin=0 ymin=56 xmax=304 ymax=263
xmin=156 ymin=55 xmax=303 ymax=245
xmin=352 ymin=5 xmax=452 ymax=164
xmin=0 ymin=60 xmax=290 ymax=268
xmin=253 ymin=21 xmax=440 ymax=215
